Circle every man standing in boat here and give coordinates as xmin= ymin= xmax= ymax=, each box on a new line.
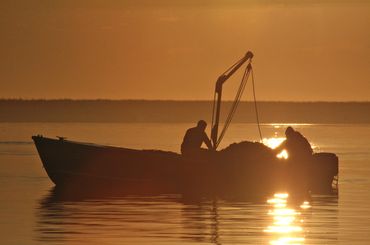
xmin=181 ymin=120 xmax=213 ymax=156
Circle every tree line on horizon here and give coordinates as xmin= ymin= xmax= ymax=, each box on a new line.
xmin=0 ymin=100 xmax=369 ymax=123
xmin=0 ymin=99 xmax=369 ymax=103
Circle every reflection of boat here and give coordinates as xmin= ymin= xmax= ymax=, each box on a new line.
xmin=32 ymin=51 xmax=339 ymax=195
xmin=36 ymin=187 xmax=338 ymax=244
xmin=32 ymin=136 xmax=338 ymax=195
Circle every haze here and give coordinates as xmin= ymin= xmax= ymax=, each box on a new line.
xmin=1 ymin=0 xmax=369 ymax=101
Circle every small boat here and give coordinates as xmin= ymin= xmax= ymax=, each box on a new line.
xmin=32 ymin=135 xmax=338 ymax=195
xmin=32 ymin=52 xmax=339 ymax=196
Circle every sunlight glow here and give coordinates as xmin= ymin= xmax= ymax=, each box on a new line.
xmin=269 ymin=208 xmax=299 ymax=216
xmin=262 ymin=137 xmax=289 ymax=159
xmin=277 ymin=150 xmax=289 ymax=159
xmin=300 ymin=201 xmax=311 ymax=209
xmin=265 ymin=193 xmax=305 ymax=245
xmin=274 ymin=216 xmax=295 ymax=226
xmin=275 ymin=193 xmax=289 ymax=198
xmin=270 ymin=237 xmax=305 ymax=245
xmin=269 ymin=123 xmax=313 ymax=127
xmin=265 ymin=225 xmax=302 ymax=233
xmin=268 ymin=197 xmax=287 ymax=204
xmin=263 ymin=137 xmax=285 ymax=149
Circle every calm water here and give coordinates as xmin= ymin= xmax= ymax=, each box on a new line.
xmin=0 ymin=123 xmax=369 ymax=244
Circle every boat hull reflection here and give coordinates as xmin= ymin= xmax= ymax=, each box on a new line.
xmin=36 ymin=187 xmax=338 ymax=244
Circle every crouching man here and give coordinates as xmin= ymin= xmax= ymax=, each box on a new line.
xmin=181 ymin=120 xmax=213 ymax=156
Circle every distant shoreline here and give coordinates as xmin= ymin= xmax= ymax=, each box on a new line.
xmin=1 ymin=99 xmax=370 ymax=123
xmin=1 ymin=99 xmax=369 ymax=102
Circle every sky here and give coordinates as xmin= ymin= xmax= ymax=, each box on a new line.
xmin=1 ymin=0 xmax=370 ymax=101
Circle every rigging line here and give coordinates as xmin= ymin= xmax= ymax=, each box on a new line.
xmin=212 ymin=55 xmax=248 ymax=139
xmin=216 ymin=90 xmax=242 ymax=146
xmin=223 ymin=56 xmax=246 ymax=75
xmin=216 ymin=65 xmax=251 ymax=147
xmin=217 ymin=67 xmax=250 ymax=146
xmin=225 ymin=68 xmax=249 ymax=127
xmin=251 ymin=67 xmax=263 ymax=141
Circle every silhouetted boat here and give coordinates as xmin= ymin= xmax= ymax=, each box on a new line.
xmin=32 ymin=135 xmax=338 ymax=195
xmin=32 ymin=52 xmax=339 ymax=196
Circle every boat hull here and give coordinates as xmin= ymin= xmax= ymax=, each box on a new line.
xmin=32 ymin=136 xmax=338 ymax=195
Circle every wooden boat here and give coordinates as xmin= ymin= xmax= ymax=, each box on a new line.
xmin=32 ymin=135 xmax=338 ymax=195
xmin=32 ymin=52 xmax=339 ymax=196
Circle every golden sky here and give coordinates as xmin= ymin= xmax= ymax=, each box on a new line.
xmin=1 ymin=0 xmax=369 ymax=101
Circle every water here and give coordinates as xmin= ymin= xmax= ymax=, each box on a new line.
xmin=0 ymin=123 xmax=369 ymax=244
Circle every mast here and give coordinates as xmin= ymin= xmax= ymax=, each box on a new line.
xmin=211 ymin=51 xmax=254 ymax=149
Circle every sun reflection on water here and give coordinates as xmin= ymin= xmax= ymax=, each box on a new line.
xmin=264 ymin=193 xmax=311 ymax=245
xmin=262 ymin=137 xmax=289 ymax=159
xmin=262 ymin=137 xmax=285 ymax=149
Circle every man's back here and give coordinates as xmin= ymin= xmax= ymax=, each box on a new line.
xmin=181 ymin=127 xmax=205 ymax=149
xmin=286 ymin=131 xmax=313 ymax=158
xmin=181 ymin=120 xmax=212 ymax=155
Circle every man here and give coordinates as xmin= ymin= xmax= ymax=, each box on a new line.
xmin=274 ymin=126 xmax=314 ymax=192
xmin=274 ymin=126 xmax=313 ymax=159
xmin=181 ymin=120 xmax=213 ymax=155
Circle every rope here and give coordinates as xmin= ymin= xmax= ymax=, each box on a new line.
xmin=216 ymin=65 xmax=251 ymax=148
xmin=214 ymin=64 xmax=263 ymax=148
xmin=251 ymin=67 xmax=263 ymax=141
xmin=211 ymin=56 xmax=246 ymax=132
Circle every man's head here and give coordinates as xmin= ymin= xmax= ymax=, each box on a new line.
xmin=285 ymin=126 xmax=295 ymax=138
xmin=197 ymin=120 xmax=207 ymax=131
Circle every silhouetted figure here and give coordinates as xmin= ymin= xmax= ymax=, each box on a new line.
xmin=274 ymin=126 xmax=313 ymax=192
xmin=274 ymin=126 xmax=313 ymax=160
xmin=181 ymin=120 xmax=213 ymax=156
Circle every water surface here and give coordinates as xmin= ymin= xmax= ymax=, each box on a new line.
xmin=0 ymin=123 xmax=369 ymax=244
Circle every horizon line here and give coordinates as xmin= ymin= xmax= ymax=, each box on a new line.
xmin=0 ymin=98 xmax=370 ymax=103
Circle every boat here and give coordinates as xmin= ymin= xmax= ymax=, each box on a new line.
xmin=32 ymin=135 xmax=338 ymax=195
xmin=32 ymin=51 xmax=339 ymax=196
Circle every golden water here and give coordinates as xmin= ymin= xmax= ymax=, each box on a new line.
xmin=0 ymin=123 xmax=369 ymax=244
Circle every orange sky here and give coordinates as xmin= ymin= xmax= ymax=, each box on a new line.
xmin=1 ymin=0 xmax=369 ymax=101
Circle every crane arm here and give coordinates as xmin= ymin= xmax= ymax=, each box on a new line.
xmin=211 ymin=51 xmax=254 ymax=149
